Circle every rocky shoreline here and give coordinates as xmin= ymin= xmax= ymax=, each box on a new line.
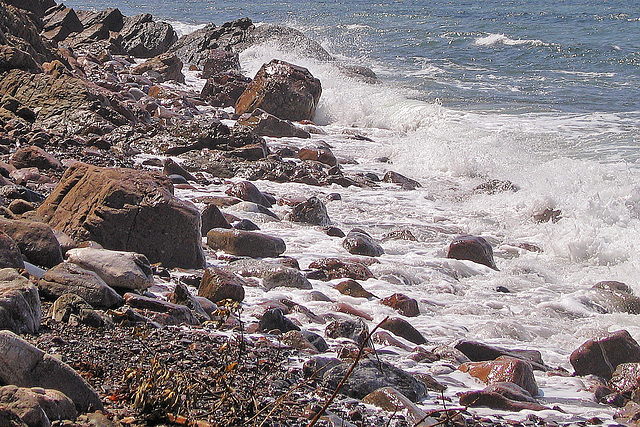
xmin=1 ymin=0 xmax=640 ymax=425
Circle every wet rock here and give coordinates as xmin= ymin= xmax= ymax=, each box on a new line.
xmin=37 ymin=163 xmax=205 ymax=269
xmin=200 ymin=49 xmax=240 ymax=78
xmin=201 ymin=203 xmax=231 ymax=236
xmin=342 ymin=228 xmax=384 ymax=257
xmin=334 ymin=280 xmax=376 ymax=299
xmin=226 ymin=181 xmax=272 ymax=207
xmin=303 ymin=356 xmax=342 ymax=380
xmin=382 ymin=229 xmax=418 ymax=242
xmin=323 ymin=357 xmax=426 ymax=402
xmin=447 ymin=235 xmax=498 ymax=270
xmin=0 ymin=385 xmax=77 ymax=426
xmin=120 ymin=14 xmax=178 ymax=58
xmin=235 ymin=59 xmax=322 ymax=122
xmin=0 ymin=218 xmax=62 ymax=268
xmin=259 ymin=308 xmax=300 ymax=333
xmin=459 ymin=356 xmax=539 ymax=397
xmin=363 ymin=387 xmax=435 ymax=426
xmin=163 ymin=158 xmax=198 ymax=182
xmin=171 ymin=18 xmax=254 ymax=67
xmin=232 ymin=218 xmax=260 ymax=231
xmin=298 ymin=146 xmax=337 ymax=167
xmin=262 ymin=267 xmax=312 ymax=290
xmin=237 ymin=108 xmax=311 ymax=138
xmin=302 ymin=330 xmax=329 ymax=352
xmin=282 ymin=330 xmax=320 ymax=353
xmin=570 ymin=330 xmax=640 ymax=380
xmin=201 ymin=71 xmax=252 ymax=108
xmin=473 ymin=179 xmax=518 ymax=194
xmin=375 ymin=331 xmax=414 ymax=352
xmin=198 ymin=267 xmax=246 ymax=303
xmin=325 ymin=317 xmax=369 ymax=346
xmin=458 ymin=383 xmax=547 ymax=411
xmin=382 ymin=171 xmax=421 ymax=190
xmin=124 ymin=293 xmax=200 ymax=326
xmin=380 ymin=293 xmax=420 ymax=317
xmin=132 ymin=52 xmax=184 ymax=83
xmin=0 ymin=268 xmax=41 ymax=334
xmin=66 ymin=248 xmax=153 ymax=291
xmin=0 ymin=232 xmax=24 ymax=270
xmin=454 ymin=340 xmax=548 ymax=371
xmin=609 ymin=363 xmax=640 ymax=394
xmin=589 ymin=281 xmax=640 ymax=314
xmin=288 ymin=196 xmax=331 ymax=226
xmin=533 ymin=208 xmax=562 ymax=223
xmin=52 ymin=293 xmax=106 ymax=328
xmin=38 ymin=262 xmax=123 ymax=309
xmin=206 ymin=229 xmax=286 ymax=258
xmin=0 ymin=330 xmax=104 ymax=412
xmin=322 ymin=226 xmax=345 ymax=238
xmin=380 ymin=317 xmax=427 ymax=345
xmin=307 ymin=258 xmax=375 ymax=281
xmin=335 ymin=302 xmax=373 ymax=321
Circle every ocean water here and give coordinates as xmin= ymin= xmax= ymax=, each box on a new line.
xmin=67 ymin=0 xmax=640 ymax=422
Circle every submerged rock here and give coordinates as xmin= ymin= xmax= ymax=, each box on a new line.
xmin=289 ymin=196 xmax=330 ymax=226
xmin=380 ymin=293 xmax=419 ymax=317
xmin=342 ymin=228 xmax=384 ymax=257
xmin=447 ymin=235 xmax=498 ymax=270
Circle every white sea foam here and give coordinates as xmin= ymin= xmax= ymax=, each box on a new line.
xmin=475 ymin=33 xmax=546 ymax=47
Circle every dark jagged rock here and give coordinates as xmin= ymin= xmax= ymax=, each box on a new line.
xmin=163 ymin=158 xmax=198 ymax=182
xmin=201 ymin=203 xmax=231 ymax=236
xmin=259 ymin=308 xmax=299 ymax=333
xmin=200 ymin=71 xmax=251 ymax=107
xmin=454 ymin=340 xmax=548 ymax=371
xmin=0 ymin=45 xmax=40 ymax=73
xmin=43 ymin=6 xmax=83 ymax=42
xmin=120 ymin=14 xmax=177 ymax=58
xmin=170 ymin=17 xmax=254 ymax=67
xmin=0 ymin=2 xmax=59 ymax=65
xmin=225 ymin=180 xmax=272 ymax=207
xmin=236 ymin=108 xmax=311 ymax=138
xmin=570 ymin=330 xmax=640 ymax=380
xmin=342 ymin=228 xmax=384 ymax=257
xmin=289 ymin=196 xmax=330 ymax=225
xmin=235 ymin=59 xmax=322 ymax=122
xmin=37 ymin=163 xmax=205 ymax=269
xmin=325 ymin=317 xmax=369 ymax=346
xmin=380 ymin=317 xmax=427 ymax=345
xmin=3 ymin=0 xmax=55 ymax=18
xmin=164 ymin=117 xmax=234 ymax=155
xmin=76 ymin=8 xmax=124 ymax=33
xmin=200 ymin=49 xmax=240 ymax=78
xmin=382 ymin=171 xmax=421 ymax=190
xmin=447 ymin=235 xmax=498 ymax=270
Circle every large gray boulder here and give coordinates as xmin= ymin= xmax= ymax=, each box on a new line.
xmin=0 ymin=331 xmax=103 ymax=412
xmin=120 ymin=14 xmax=178 ymax=58
xmin=66 ymin=248 xmax=153 ymax=291
xmin=0 ymin=269 xmax=41 ymax=334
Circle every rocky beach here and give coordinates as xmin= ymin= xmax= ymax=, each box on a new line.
xmin=1 ymin=0 xmax=640 ymax=425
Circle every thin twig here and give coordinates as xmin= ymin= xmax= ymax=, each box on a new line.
xmin=307 ymin=316 xmax=389 ymax=427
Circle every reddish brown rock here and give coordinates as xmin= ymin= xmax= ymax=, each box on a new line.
xmin=289 ymin=196 xmax=330 ymax=226
xmin=380 ymin=317 xmax=427 ymax=345
xmin=334 ymin=279 xmax=376 ymax=299
xmin=0 ymin=218 xmax=62 ymax=268
xmin=201 ymin=203 xmax=231 ymax=236
xmin=459 ymin=356 xmax=539 ymax=397
xmin=570 ymin=330 xmax=640 ymax=380
xmin=10 ymin=146 xmax=61 ymax=170
xmin=199 ymin=267 xmax=246 ymax=303
xmin=226 ymin=181 xmax=273 ymax=207
xmin=236 ymin=108 xmax=311 ymax=138
xmin=382 ymin=171 xmax=421 ymax=190
xmin=201 ymin=72 xmax=251 ymax=108
xmin=342 ymin=228 xmax=384 ymax=257
xmin=206 ymin=229 xmax=286 ymax=258
xmin=381 ymin=293 xmax=420 ymax=317
xmin=307 ymin=258 xmax=375 ymax=281
xmin=609 ymin=363 xmax=640 ymax=394
xmin=0 ymin=232 xmax=24 ymax=270
xmin=132 ymin=52 xmax=184 ymax=83
xmin=447 ymin=235 xmax=498 ymax=270
xmin=454 ymin=340 xmax=547 ymax=370
xmin=235 ymin=59 xmax=322 ymax=122
xmin=37 ymin=163 xmax=205 ymax=269
xmin=298 ymin=146 xmax=337 ymax=166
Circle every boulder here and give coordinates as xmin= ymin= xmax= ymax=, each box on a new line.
xmin=0 ymin=268 xmax=41 ymax=334
xmin=43 ymin=6 xmax=84 ymax=42
xmin=447 ymin=235 xmax=497 ymax=270
xmin=10 ymin=146 xmax=62 ymax=170
xmin=0 ymin=385 xmax=77 ymax=426
xmin=0 ymin=330 xmax=103 ymax=412
xmin=380 ymin=317 xmax=427 ymax=345
xmin=325 ymin=317 xmax=369 ymax=346
xmin=281 ymin=330 xmax=320 ymax=354
xmin=201 ymin=203 xmax=231 ymax=236
xmin=236 ymin=109 xmax=310 ymax=138
xmin=342 ymin=228 xmax=384 ymax=257
xmin=262 ymin=266 xmax=312 ymax=290
xmin=201 ymin=71 xmax=251 ymax=107
xmin=37 ymin=163 xmax=205 ymax=269
xmin=334 ymin=280 xmax=376 ymax=299
xmin=206 ymin=229 xmax=286 ymax=258
xmin=298 ymin=146 xmax=338 ymax=167
xmin=163 ymin=159 xmax=198 ymax=182
xmin=52 ymin=293 xmax=106 ymax=328
xmin=454 ymin=340 xmax=547 ymax=370
xmin=131 ymin=52 xmax=184 ymax=83
xmin=458 ymin=382 xmax=547 ymax=412
xmin=38 ymin=262 xmax=123 ymax=308
xmin=170 ymin=18 xmax=254 ymax=67
xmin=380 ymin=293 xmax=419 ymax=317
xmin=288 ymin=196 xmax=330 ymax=226
xmin=382 ymin=171 xmax=421 ymax=190
xmin=120 ymin=14 xmax=178 ymax=58
xmin=459 ymin=356 xmax=538 ymax=397
xmin=0 ymin=232 xmax=25 ymax=270
xmin=0 ymin=46 xmax=40 ymax=73
xmin=225 ymin=181 xmax=272 ymax=207
xmin=65 ymin=248 xmax=153 ymax=291
xmin=258 ymin=308 xmax=300 ymax=333
xmin=198 ymin=267 xmax=246 ymax=303
xmin=609 ymin=363 xmax=640 ymax=394
xmin=570 ymin=330 xmax=640 ymax=380
xmin=0 ymin=218 xmax=62 ymax=268
xmin=363 ymin=387 xmax=435 ymax=426
xmin=235 ymin=59 xmax=322 ymax=122
xmin=200 ymin=49 xmax=240 ymax=78
xmin=307 ymin=258 xmax=374 ymax=281
xmin=323 ymin=358 xmax=426 ymax=402
xmin=77 ymin=8 xmax=124 ymax=32
xmin=123 ymin=293 xmax=199 ymax=326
